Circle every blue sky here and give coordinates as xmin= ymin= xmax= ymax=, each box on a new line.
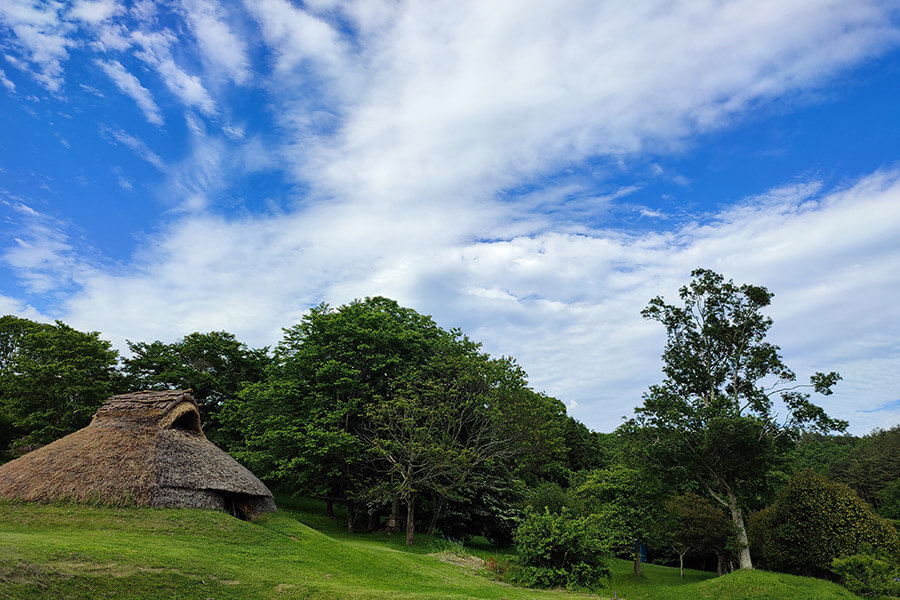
xmin=2 ymin=0 xmax=899 ymax=434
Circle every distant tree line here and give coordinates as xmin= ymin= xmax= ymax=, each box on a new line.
xmin=1 ymin=272 xmax=898 ymax=595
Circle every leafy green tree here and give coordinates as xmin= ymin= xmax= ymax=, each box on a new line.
xmin=629 ymin=269 xmax=845 ymax=570
xmin=663 ymin=492 xmax=734 ymax=577
xmin=877 ymin=478 xmax=900 ymax=520
xmin=777 ymin=431 xmax=858 ymax=481
xmin=224 ymin=297 xmax=457 ymax=531
xmin=123 ymin=331 xmax=270 ymax=444
xmin=573 ymin=464 xmax=665 ymax=575
xmin=0 ymin=316 xmax=121 ymax=448
xmin=563 ymin=417 xmax=609 ymax=473
xmin=749 ymin=470 xmax=900 ymax=577
xmin=828 ymin=425 xmax=900 ymax=514
xmin=363 ymin=333 xmax=513 ymax=544
xmin=486 ymin=360 xmax=569 ymax=485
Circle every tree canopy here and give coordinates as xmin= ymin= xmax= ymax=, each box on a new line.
xmin=627 ymin=269 xmax=845 ymax=570
xmin=221 ymin=296 xmax=570 ymax=543
xmin=122 ymin=331 xmax=270 ymax=445
xmin=0 ymin=315 xmax=122 ymax=451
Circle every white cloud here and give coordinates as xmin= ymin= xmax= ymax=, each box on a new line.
xmin=180 ymin=0 xmax=251 ymax=85
xmin=245 ymin=0 xmax=350 ymax=75
xmin=1 ymin=202 xmax=93 ymax=296
xmin=95 ymin=59 xmax=164 ymax=125
xmin=131 ymin=30 xmax=217 ymax=115
xmin=54 ymin=169 xmax=900 ymax=435
xmin=0 ymin=67 xmax=15 ymax=92
xmin=0 ymin=294 xmax=49 ymax=322
xmin=274 ymin=0 xmax=900 ymax=218
xmin=69 ymin=0 xmax=123 ymax=25
xmin=100 ymin=126 xmax=165 ymax=169
xmin=0 ymin=0 xmax=74 ymax=90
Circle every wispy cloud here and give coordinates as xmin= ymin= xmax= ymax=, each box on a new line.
xmin=0 ymin=201 xmax=93 ymax=296
xmin=100 ymin=126 xmax=165 ymax=169
xmin=180 ymin=0 xmax=251 ymax=85
xmin=0 ymin=67 xmax=15 ymax=92
xmin=95 ymin=59 xmax=164 ymax=125
xmin=131 ymin=29 xmax=217 ymax=115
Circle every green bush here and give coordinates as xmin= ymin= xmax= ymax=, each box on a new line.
xmin=830 ymin=553 xmax=900 ymax=598
xmin=749 ymin=470 xmax=900 ymax=577
xmin=510 ymin=508 xmax=611 ymax=590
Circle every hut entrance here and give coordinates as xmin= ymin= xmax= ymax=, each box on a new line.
xmin=223 ymin=492 xmax=253 ymax=520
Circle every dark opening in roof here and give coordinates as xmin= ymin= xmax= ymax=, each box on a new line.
xmin=170 ymin=409 xmax=201 ymax=433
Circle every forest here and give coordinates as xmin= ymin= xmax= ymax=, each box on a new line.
xmin=0 ymin=270 xmax=898 ymax=596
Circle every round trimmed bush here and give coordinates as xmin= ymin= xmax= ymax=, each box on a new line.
xmin=749 ymin=470 xmax=899 ymax=577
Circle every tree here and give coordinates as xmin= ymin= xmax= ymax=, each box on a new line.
xmin=630 ymin=269 xmax=845 ymax=570
xmin=663 ymin=492 xmax=734 ymax=577
xmin=828 ymin=425 xmax=900 ymax=515
xmin=573 ymin=464 xmax=665 ymax=575
xmin=0 ymin=316 xmax=121 ymax=448
xmin=123 ymin=331 xmax=270 ymax=445
xmin=225 ymin=298 xmax=438 ymax=529
xmin=749 ymin=470 xmax=900 ymax=577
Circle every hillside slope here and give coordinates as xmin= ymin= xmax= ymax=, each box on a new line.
xmin=0 ymin=502 xmax=859 ymax=600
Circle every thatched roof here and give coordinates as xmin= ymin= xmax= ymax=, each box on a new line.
xmin=0 ymin=390 xmax=275 ymax=519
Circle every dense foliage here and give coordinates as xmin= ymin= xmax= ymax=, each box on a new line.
xmin=828 ymin=425 xmax=900 ymax=516
xmin=749 ymin=470 xmax=900 ymax=577
xmin=511 ymin=508 xmax=612 ymax=589
xmin=830 ymin=553 xmax=900 ymax=598
xmin=219 ymin=297 xmax=571 ymax=544
xmin=0 ymin=315 xmax=122 ymax=451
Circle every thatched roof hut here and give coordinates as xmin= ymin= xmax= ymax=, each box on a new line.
xmin=0 ymin=390 xmax=275 ymax=519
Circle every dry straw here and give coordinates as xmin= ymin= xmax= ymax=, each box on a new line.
xmin=0 ymin=390 xmax=276 ymax=519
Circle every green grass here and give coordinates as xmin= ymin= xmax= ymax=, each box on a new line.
xmin=0 ymin=499 xmax=863 ymax=600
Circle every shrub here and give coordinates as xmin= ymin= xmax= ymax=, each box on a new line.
xmin=830 ymin=553 xmax=900 ymax=598
xmin=510 ymin=508 xmax=611 ymax=590
xmin=749 ymin=470 xmax=900 ymax=577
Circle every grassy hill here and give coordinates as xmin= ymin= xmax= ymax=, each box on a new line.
xmin=0 ymin=500 xmax=861 ymax=600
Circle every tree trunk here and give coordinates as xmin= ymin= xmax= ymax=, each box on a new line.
xmin=678 ymin=551 xmax=685 ymax=578
xmin=367 ymin=510 xmax=380 ymax=532
xmin=346 ymin=502 xmax=356 ymax=534
xmin=633 ymin=539 xmax=643 ymax=576
xmin=405 ymin=494 xmax=416 ymax=546
xmin=726 ymin=490 xmax=753 ymax=570
xmin=386 ymin=497 xmax=400 ymax=533
xmin=325 ymin=499 xmax=335 ymax=518
xmin=717 ymin=553 xmax=725 ymax=576
xmin=427 ymin=495 xmax=444 ymax=535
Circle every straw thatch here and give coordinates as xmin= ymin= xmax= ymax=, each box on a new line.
xmin=0 ymin=390 xmax=276 ymax=519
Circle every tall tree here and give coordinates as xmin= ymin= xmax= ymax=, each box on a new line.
xmin=223 ymin=297 xmax=447 ymax=531
xmin=629 ymin=269 xmax=845 ymax=570
xmin=0 ymin=316 xmax=121 ymax=448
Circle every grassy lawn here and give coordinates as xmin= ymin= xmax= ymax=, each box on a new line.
xmin=0 ymin=499 xmax=863 ymax=600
